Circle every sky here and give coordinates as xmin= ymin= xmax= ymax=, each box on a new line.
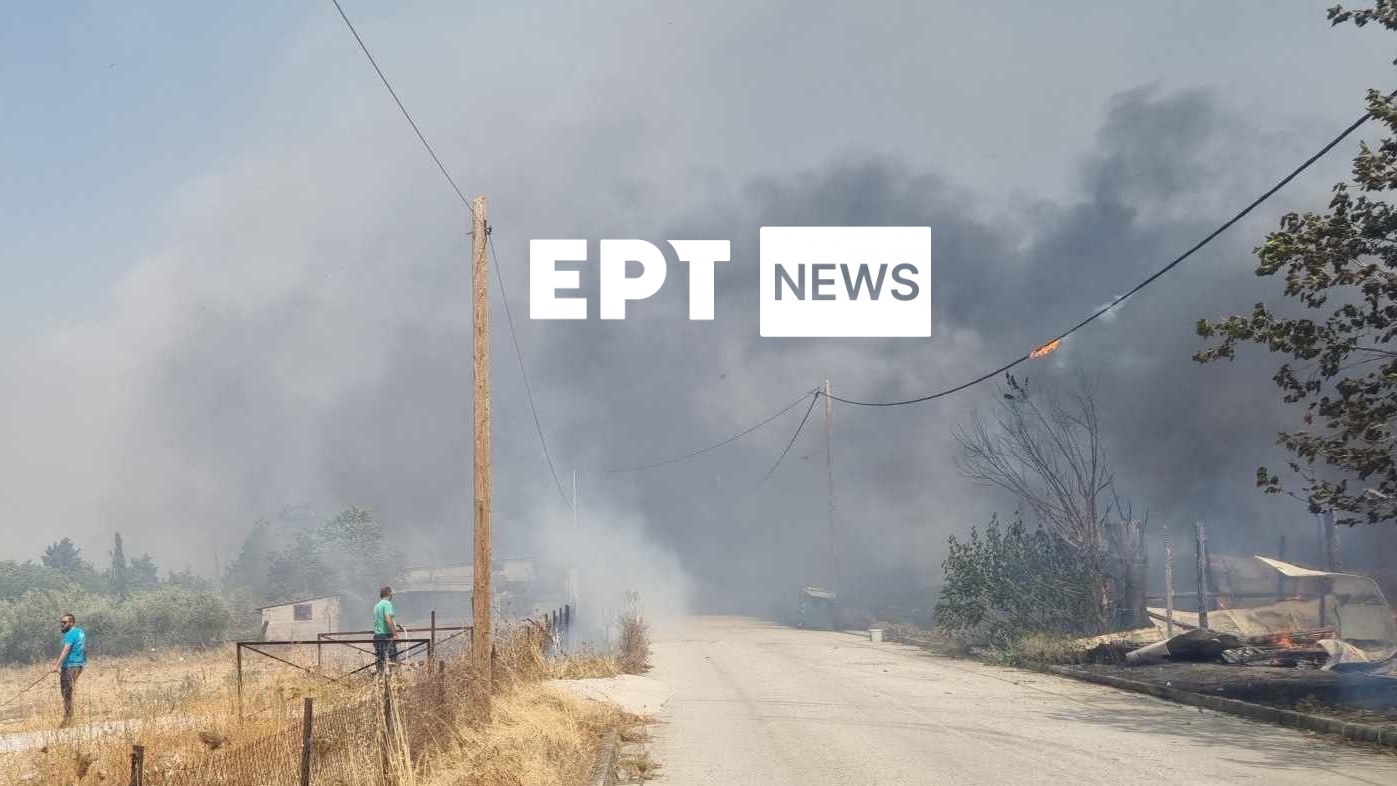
xmin=2 ymin=2 xmax=1395 ymax=615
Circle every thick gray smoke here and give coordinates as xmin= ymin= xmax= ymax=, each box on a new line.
xmin=540 ymin=88 xmax=1397 ymax=616
xmin=3 ymin=5 xmax=1394 ymax=622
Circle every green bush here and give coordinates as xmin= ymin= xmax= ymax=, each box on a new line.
xmin=0 ymin=586 xmax=234 ymax=665
xmin=934 ymin=512 xmax=1100 ymax=648
xmin=0 ymin=561 xmax=75 ymax=602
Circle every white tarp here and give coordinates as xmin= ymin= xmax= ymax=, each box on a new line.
xmin=1250 ymin=556 xmax=1396 ymax=648
xmin=1256 ymin=555 xmax=1355 ymax=579
xmin=1146 ymin=556 xmax=1396 ymax=671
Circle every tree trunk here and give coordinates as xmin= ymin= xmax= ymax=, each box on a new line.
xmin=1121 ymin=520 xmax=1147 ymax=630
xmin=1097 ymin=574 xmax=1111 ymax=634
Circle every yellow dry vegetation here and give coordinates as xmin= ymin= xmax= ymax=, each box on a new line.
xmin=0 ymin=625 xmax=636 ymax=786
xmin=0 ymin=643 xmax=367 ymax=734
xmin=417 ymin=682 xmax=630 ymax=786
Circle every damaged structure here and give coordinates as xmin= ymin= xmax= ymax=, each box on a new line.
xmin=1119 ymin=556 xmax=1397 ymax=676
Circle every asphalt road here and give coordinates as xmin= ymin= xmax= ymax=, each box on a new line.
xmin=646 ymin=616 xmax=1397 ymax=786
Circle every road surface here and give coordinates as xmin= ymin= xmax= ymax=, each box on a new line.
xmin=646 ymin=617 xmax=1397 ymax=786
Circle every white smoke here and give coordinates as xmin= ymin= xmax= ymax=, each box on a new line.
xmin=530 ymin=493 xmax=692 ymax=647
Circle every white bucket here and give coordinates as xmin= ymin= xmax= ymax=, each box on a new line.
xmin=869 ymin=628 xmax=883 ymax=643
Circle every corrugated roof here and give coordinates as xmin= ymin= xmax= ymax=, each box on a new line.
xmin=395 ymin=559 xmax=535 ymax=593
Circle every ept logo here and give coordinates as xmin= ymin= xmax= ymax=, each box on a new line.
xmin=529 ymin=239 xmax=729 ymax=321
xmin=529 ymin=227 xmax=931 ymax=337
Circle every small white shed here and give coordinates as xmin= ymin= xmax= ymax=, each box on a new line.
xmin=256 ymin=595 xmax=341 ymax=640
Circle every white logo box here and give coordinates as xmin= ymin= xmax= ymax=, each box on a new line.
xmin=759 ymin=227 xmax=931 ymax=337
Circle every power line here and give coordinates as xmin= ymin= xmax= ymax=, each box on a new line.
xmin=331 ymin=0 xmax=1390 ymax=484
xmin=330 ymin=0 xmax=475 ymax=218
xmin=603 ymin=388 xmax=819 ymax=474
xmin=828 ymin=95 xmax=1391 ymax=408
xmin=689 ymin=389 xmax=819 ymax=508
xmin=330 ymin=0 xmax=571 ymax=509
xmin=490 ymin=234 xmax=572 ymax=509
xmin=760 ymin=390 xmax=821 ymax=484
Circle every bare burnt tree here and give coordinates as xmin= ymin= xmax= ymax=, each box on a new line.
xmin=954 ymin=373 xmax=1126 ymax=631
xmin=1105 ymin=496 xmax=1149 ymax=630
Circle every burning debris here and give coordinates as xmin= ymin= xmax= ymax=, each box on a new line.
xmin=1122 ymin=556 xmax=1397 ymax=676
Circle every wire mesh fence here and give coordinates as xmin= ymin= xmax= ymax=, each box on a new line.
xmin=119 ymin=606 xmax=570 ymax=786
xmin=140 ymin=666 xmax=455 ymax=785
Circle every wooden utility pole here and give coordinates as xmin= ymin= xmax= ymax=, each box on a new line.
xmin=1194 ymin=522 xmax=1209 ymax=631
xmin=1162 ymin=522 xmax=1176 ymax=637
xmin=823 ymin=380 xmax=840 ymax=596
xmin=470 ymin=195 xmax=493 ymax=718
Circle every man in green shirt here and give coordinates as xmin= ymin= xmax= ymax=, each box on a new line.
xmin=373 ymin=586 xmax=404 ymax=675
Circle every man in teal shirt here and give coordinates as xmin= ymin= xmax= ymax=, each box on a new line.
xmin=50 ymin=612 xmax=86 ymax=726
xmin=373 ymin=586 xmax=404 ymax=675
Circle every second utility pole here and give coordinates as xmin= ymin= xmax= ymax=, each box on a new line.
xmin=471 ymin=195 xmax=493 ymax=720
xmin=824 ymin=380 xmax=840 ymax=596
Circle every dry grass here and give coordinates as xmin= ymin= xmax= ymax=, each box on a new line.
xmin=0 ymin=646 xmax=231 ymax=733
xmin=617 ymin=749 xmax=661 ymax=782
xmin=881 ymin=623 xmax=969 ymax=656
xmin=547 ymin=648 xmax=620 ymax=681
xmin=0 ymin=643 xmax=378 ymax=785
xmin=998 ymin=632 xmax=1090 ymax=665
xmin=416 ymin=623 xmax=638 ymax=786
xmin=417 ymin=681 xmax=631 ymax=786
xmin=617 ymin=614 xmax=650 ymax=675
xmin=882 ymin=623 xmax=1093 ymax=666
xmin=0 ymin=618 xmax=643 ymax=786
xmin=0 ymin=643 xmax=376 ymax=734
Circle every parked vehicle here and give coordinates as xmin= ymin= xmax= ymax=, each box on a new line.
xmin=797 ymin=586 xmax=837 ymax=630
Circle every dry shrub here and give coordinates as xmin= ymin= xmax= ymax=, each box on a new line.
xmin=492 ymin=623 xmax=552 ymax=687
xmin=547 ymin=649 xmax=619 ymax=681
xmin=996 ymin=632 xmax=1089 ymax=666
xmin=617 ymin=613 xmax=650 ymax=675
xmin=617 ymin=749 xmax=661 ymax=782
xmin=881 ymin=623 xmax=971 ymax=657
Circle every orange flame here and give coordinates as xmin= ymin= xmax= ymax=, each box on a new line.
xmin=1030 ymin=339 xmax=1062 ymax=359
